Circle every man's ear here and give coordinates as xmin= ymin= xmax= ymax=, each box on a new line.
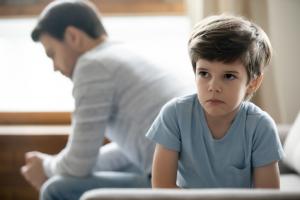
xmin=64 ymin=26 xmax=82 ymax=51
xmin=247 ymin=74 xmax=264 ymax=94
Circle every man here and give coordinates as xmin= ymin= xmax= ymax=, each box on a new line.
xmin=20 ymin=0 xmax=190 ymax=199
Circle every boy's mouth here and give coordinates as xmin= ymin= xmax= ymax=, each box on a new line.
xmin=206 ymin=99 xmax=224 ymax=104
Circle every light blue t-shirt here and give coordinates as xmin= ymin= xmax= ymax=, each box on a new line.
xmin=146 ymin=94 xmax=284 ymax=188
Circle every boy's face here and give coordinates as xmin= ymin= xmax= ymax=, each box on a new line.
xmin=40 ymin=34 xmax=79 ymax=78
xmin=195 ymin=59 xmax=253 ymax=118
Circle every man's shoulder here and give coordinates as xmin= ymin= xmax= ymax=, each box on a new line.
xmin=72 ymin=41 xmax=123 ymax=80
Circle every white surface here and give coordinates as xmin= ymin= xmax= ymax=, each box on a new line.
xmin=0 ymin=125 xmax=70 ymax=134
xmin=0 ymin=16 xmax=194 ymax=111
xmin=268 ymin=0 xmax=300 ymax=123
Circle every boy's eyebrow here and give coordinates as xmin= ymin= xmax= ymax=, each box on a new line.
xmin=224 ymin=70 xmax=239 ymax=74
xmin=196 ymin=67 xmax=240 ymax=74
xmin=196 ymin=67 xmax=209 ymax=71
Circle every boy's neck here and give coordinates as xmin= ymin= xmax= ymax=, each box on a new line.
xmin=204 ymin=108 xmax=238 ymax=140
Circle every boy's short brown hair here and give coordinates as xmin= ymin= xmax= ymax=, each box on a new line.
xmin=188 ymin=15 xmax=272 ymax=82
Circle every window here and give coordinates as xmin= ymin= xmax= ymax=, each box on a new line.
xmin=0 ymin=0 xmax=194 ymax=124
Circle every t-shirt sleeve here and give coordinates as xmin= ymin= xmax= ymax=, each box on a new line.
xmin=251 ymin=113 xmax=285 ymax=168
xmin=146 ymin=99 xmax=181 ymax=152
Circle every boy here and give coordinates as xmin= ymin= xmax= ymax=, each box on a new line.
xmin=146 ymin=15 xmax=284 ymax=188
xmin=20 ymin=0 xmax=189 ymax=199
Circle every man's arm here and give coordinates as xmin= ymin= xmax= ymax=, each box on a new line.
xmin=42 ymin=60 xmax=114 ymax=177
xmin=152 ymin=144 xmax=179 ymax=188
xmin=253 ymin=161 xmax=280 ymax=188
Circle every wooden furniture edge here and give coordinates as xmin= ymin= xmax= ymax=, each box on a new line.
xmin=0 ymin=112 xmax=71 ymax=125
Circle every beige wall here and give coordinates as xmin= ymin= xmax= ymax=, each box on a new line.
xmin=249 ymin=0 xmax=282 ymax=123
xmin=267 ymin=0 xmax=300 ymax=123
xmin=186 ymin=0 xmax=300 ymax=123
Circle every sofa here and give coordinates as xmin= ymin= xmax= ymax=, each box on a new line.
xmin=81 ymin=189 xmax=300 ymax=200
xmin=80 ymin=113 xmax=300 ymax=200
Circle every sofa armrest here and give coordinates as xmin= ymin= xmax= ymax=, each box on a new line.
xmin=277 ymin=124 xmax=292 ymax=145
xmin=276 ymin=124 xmax=298 ymax=174
xmin=80 ymin=188 xmax=300 ymax=200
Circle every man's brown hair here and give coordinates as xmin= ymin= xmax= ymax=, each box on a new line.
xmin=31 ymin=0 xmax=107 ymax=42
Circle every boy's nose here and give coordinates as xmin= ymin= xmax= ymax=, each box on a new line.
xmin=208 ymin=79 xmax=222 ymax=93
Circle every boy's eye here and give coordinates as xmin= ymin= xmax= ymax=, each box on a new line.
xmin=224 ymin=73 xmax=236 ymax=80
xmin=197 ymin=71 xmax=209 ymax=78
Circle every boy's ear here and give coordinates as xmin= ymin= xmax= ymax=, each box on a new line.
xmin=247 ymin=74 xmax=264 ymax=94
xmin=64 ymin=26 xmax=82 ymax=51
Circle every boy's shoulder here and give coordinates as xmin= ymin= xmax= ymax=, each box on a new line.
xmin=243 ymin=101 xmax=275 ymax=126
xmin=166 ymin=93 xmax=197 ymax=107
xmin=244 ymin=101 xmax=267 ymax=116
xmin=161 ymin=93 xmax=197 ymax=114
xmin=157 ymin=93 xmax=199 ymax=126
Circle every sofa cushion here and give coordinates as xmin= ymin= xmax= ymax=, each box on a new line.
xmin=280 ymin=174 xmax=300 ymax=190
xmin=283 ymin=111 xmax=300 ymax=174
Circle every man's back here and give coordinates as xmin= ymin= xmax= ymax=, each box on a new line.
xmin=72 ymin=40 xmax=192 ymax=174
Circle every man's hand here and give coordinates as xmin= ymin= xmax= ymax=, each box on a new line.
xmin=20 ymin=151 xmax=48 ymax=191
